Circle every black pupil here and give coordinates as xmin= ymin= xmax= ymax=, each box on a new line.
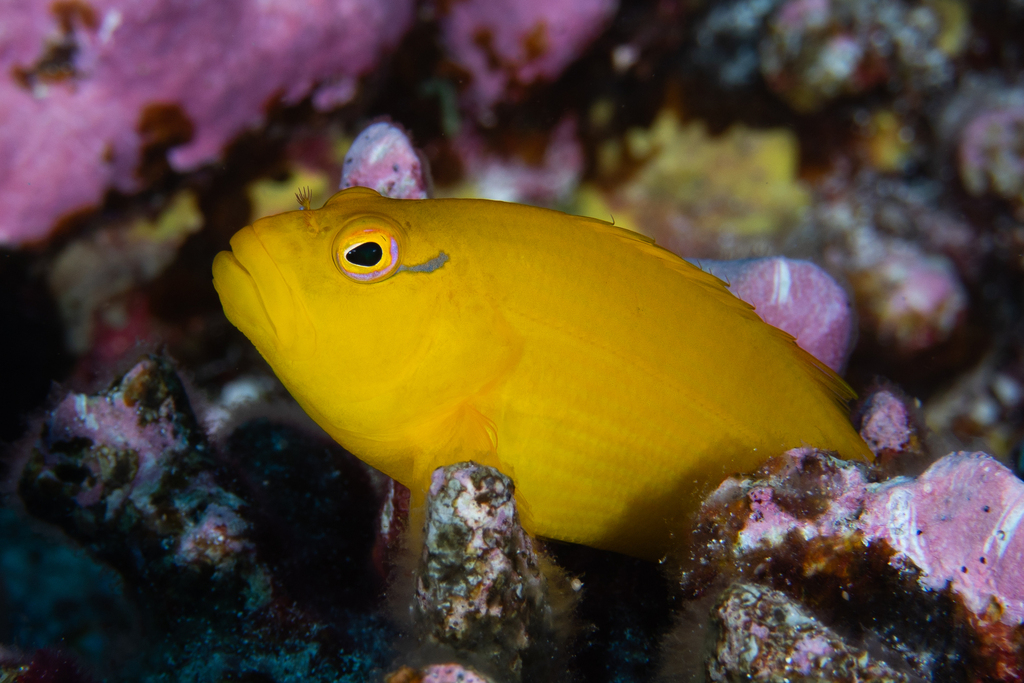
xmin=346 ymin=242 xmax=383 ymax=267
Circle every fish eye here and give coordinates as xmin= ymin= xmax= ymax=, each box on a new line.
xmin=332 ymin=215 xmax=402 ymax=283
xmin=345 ymin=242 xmax=383 ymax=267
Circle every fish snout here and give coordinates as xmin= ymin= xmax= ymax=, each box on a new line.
xmin=213 ymin=225 xmax=312 ymax=354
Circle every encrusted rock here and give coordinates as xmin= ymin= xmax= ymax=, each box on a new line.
xmin=682 ymin=447 xmax=1024 ymax=680
xmin=708 ymin=582 xmax=910 ymax=682
xmin=413 ymin=462 xmax=555 ymax=678
xmin=19 ymin=355 xmax=267 ymax=605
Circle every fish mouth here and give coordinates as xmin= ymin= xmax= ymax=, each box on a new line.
xmin=213 ymin=225 xmax=302 ymax=350
xmin=213 ymin=248 xmax=277 ymax=343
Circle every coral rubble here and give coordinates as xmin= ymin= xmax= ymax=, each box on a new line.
xmin=410 ymin=463 xmax=563 ymax=680
xmin=707 ymin=582 xmax=910 ymax=681
xmin=16 ymin=356 xmax=390 ymax=681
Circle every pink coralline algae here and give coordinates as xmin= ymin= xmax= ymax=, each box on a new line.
xmin=817 ymin=176 xmax=972 ymax=356
xmin=857 ymin=388 xmax=919 ymax=459
xmin=849 ymin=241 xmax=967 ymax=354
xmin=18 ymin=356 xmax=264 ymax=593
xmin=0 ymin=0 xmax=414 ymax=245
xmin=440 ymin=0 xmax=618 ymax=113
xmin=698 ymin=257 xmax=854 ymax=372
xmin=340 ymin=122 xmax=430 ymax=199
xmin=707 ymin=582 xmax=909 ymax=682
xmin=386 ymin=663 xmax=493 ymax=683
xmin=860 ymin=453 xmax=1024 ymax=623
xmin=454 ymin=117 xmax=584 ymax=207
xmin=959 ymin=106 xmax=1024 ymax=213
xmin=685 ymin=447 xmax=1024 ymax=679
xmin=17 ymin=355 xmax=388 ymax=679
xmin=40 ymin=359 xmax=199 ymax=513
xmin=421 ymin=664 xmax=493 ymax=683
xmin=721 ymin=449 xmax=1024 ymax=624
xmin=413 ymin=462 xmax=559 ymax=679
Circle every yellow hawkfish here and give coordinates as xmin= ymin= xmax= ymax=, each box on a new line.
xmin=212 ymin=186 xmax=871 ymax=559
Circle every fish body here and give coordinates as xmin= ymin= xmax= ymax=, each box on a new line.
xmin=213 ymin=187 xmax=870 ymax=558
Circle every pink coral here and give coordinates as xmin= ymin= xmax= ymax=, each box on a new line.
xmin=858 ymin=390 xmax=914 ymax=456
xmin=707 ymin=448 xmax=1024 ymax=625
xmin=340 ymin=122 xmax=430 ymax=199
xmin=959 ymin=106 xmax=1024 ymax=207
xmin=0 ymin=0 xmax=414 ymax=245
xmin=455 ymin=117 xmax=583 ymax=206
xmin=421 ymin=664 xmax=492 ymax=683
xmin=699 ymin=257 xmax=854 ymax=372
xmin=853 ymin=243 xmax=967 ymax=353
xmin=861 ymin=453 xmax=1024 ymax=623
xmin=440 ymin=0 xmax=618 ymax=113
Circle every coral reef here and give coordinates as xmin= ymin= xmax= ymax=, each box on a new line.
xmin=6 ymin=0 xmax=1024 ymax=680
xmin=760 ymin=0 xmax=967 ymax=111
xmin=451 ymin=117 xmax=583 ymax=207
xmin=341 ymin=122 xmax=431 ymax=200
xmin=707 ymin=582 xmax=910 ymax=681
xmin=924 ymin=354 xmax=1024 ymax=461
xmin=48 ymin=191 xmax=202 ymax=354
xmin=439 ymin=0 xmax=618 ymax=115
xmin=817 ymin=173 xmax=975 ymax=357
xmin=16 ymin=356 xmax=391 ymax=681
xmin=681 ymin=447 xmax=1024 ymax=680
xmin=598 ymin=110 xmax=811 ymax=257
xmin=959 ymin=104 xmax=1024 ymax=217
xmin=0 ymin=0 xmax=413 ymax=245
xmin=386 ymin=663 xmax=493 ymax=683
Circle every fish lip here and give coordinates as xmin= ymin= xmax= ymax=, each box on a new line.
xmin=213 ymin=227 xmax=286 ymax=346
xmin=221 ymin=249 xmax=279 ymax=340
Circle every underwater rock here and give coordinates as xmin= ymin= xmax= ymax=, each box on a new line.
xmin=855 ymin=388 xmax=924 ymax=467
xmin=386 ymin=663 xmax=494 ymax=683
xmin=760 ymin=0 xmax=967 ymax=112
xmin=412 ymin=463 xmax=556 ymax=679
xmin=0 ymin=0 xmax=414 ymax=245
xmin=341 ymin=122 xmax=431 ymax=200
xmin=861 ymin=452 xmax=1024 ymax=624
xmin=689 ymin=0 xmax=787 ymax=89
xmin=420 ymin=663 xmax=494 ymax=683
xmin=959 ymin=105 xmax=1024 ymax=216
xmin=924 ymin=355 xmax=1024 ymax=461
xmin=0 ymin=648 xmax=97 ymax=683
xmin=17 ymin=355 xmax=391 ymax=680
xmin=817 ymin=174 xmax=973 ymax=356
xmin=707 ymin=582 xmax=910 ymax=682
xmin=19 ymin=355 xmax=268 ymax=606
xmin=682 ymin=447 xmax=1024 ymax=680
xmin=453 ymin=117 xmax=583 ymax=207
xmin=697 ymin=257 xmax=854 ymax=372
xmin=938 ymin=78 xmax=1024 ymax=219
xmin=846 ymin=240 xmax=967 ymax=355
xmin=439 ymin=0 xmax=618 ymax=114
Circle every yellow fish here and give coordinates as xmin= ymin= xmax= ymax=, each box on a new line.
xmin=212 ymin=187 xmax=871 ymax=559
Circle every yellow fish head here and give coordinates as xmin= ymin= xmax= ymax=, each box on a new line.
xmin=212 ymin=187 xmax=512 ymax=479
